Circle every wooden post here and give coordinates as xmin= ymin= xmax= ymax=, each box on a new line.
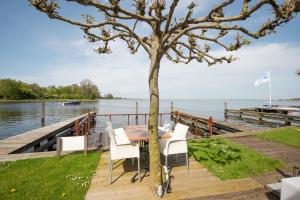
xmin=87 ymin=113 xmax=91 ymax=135
xmin=56 ymin=137 xmax=62 ymax=158
xmin=34 ymin=143 xmax=41 ymax=152
xmin=224 ymin=101 xmax=228 ymax=120
xmin=128 ymin=114 xmax=130 ymax=125
xmin=47 ymin=136 xmax=55 ymax=151
xmin=41 ymin=101 xmax=45 ymax=127
xmin=285 ymin=117 xmax=291 ymax=126
xmin=239 ymin=111 xmax=243 ymax=119
xmin=84 ymin=134 xmax=88 ymax=156
xmin=109 ymin=115 xmax=112 ymax=122
xmin=136 ymin=102 xmax=138 ymax=125
xmin=81 ymin=123 xmax=84 ymax=135
xmin=208 ymin=116 xmax=213 ymax=137
xmin=160 ymin=114 xmax=163 ymax=126
xmin=259 ymin=113 xmax=263 ymax=124
xmin=144 ymin=114 xmax=147 ymax=125
xmin=75 ymin=120 xmax=80 ymax=136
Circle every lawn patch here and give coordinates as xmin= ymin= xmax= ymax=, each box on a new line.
xmin=256 ymin=127 xmax=300 ymax=147
xmin=188 ymin=138 xmax=282 ymax=180
xmin=0 ymin=151 xmax=100 ymax=200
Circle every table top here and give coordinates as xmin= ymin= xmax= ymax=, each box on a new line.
xmin=124 ymin=125 xmax=171 ymax=141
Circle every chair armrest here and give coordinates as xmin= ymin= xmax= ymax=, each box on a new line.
xmin=165 ymin=139 xmax=187 ymax=155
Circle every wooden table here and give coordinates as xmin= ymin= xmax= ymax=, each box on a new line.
xmin=123 ymin=125 xmax=171 ymax=141
xmin=123 ymin=125 xmax=171 ymax=171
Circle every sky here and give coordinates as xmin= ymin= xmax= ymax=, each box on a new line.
xmin=0 ymin=0 xmax=300 ymax=100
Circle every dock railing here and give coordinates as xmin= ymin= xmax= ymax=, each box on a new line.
xmin=224 ymin=108 xmax=300 ymax=126
xmin=96 ymin=101 xmax=174 ymax=127
xmin=96 ymin=112 xmax=171 ymax=127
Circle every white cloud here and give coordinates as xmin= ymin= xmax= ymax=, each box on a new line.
xmin=10 ymin=38 xmax=300 ymax=99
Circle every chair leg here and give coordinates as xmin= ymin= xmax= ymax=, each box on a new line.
xmin=165 ymin=155 xmax=168 ymax=168
xmin=109 ymin=159 xmax=113 ymax=184
xmin=137 ymin=157 xmax=140 ymax=182
xmin=186 ymin=152 xmax=189 ymax=173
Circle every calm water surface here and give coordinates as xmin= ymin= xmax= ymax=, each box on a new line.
xmin=0 ymin=99 xmax=299 ymax=139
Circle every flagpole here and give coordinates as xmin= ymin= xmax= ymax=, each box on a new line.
xmin=269 ymin=71 xmax=272 ymax=107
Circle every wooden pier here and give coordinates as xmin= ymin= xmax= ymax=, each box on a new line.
xmin=0 ymin=111 xmax=96 ymax=155
xmin=225 ymin=108 xmax=300 ymax=126
xmin=171 ymin=111 xmax=254 ymax=136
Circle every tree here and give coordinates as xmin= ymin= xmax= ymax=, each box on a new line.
xmin=29 ymin=0 xmax=299 ymax=195
xmin=104 ymin=93 xmax=114 ymax=99
xmin=80 ymin=79 xmax=101 ymax=99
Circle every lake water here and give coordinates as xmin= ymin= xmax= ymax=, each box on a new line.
xmin=0 ymin=99 xmax=299 ymax=140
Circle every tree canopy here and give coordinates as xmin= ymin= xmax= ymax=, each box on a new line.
xmin=30 ymin=0 xmax=300 ymax=65
xmin=0 ymin=78 xmax=101 ymax=100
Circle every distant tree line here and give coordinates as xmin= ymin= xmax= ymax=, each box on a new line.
xmin=0 ymin=78 xmax=103 ymax=100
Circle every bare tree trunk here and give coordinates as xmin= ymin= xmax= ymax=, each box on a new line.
xmin=148 ymin=35 xmax=162 ymax=194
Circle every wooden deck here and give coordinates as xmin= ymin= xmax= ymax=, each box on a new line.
xmin=0 ymin=112 xmax=96 ymax=155
xmin=228 ymin=135 xmax=300 ymax=187
xmin=85 ymin=152 xmax=263 ymax=200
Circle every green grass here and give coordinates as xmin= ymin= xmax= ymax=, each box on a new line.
xmin=256 ymin=127 xmax=300 ymax=147
xmin=0 ymin=151 xmax=100 ymax=200
xmin=188 ymin=138 xmax=282 ymax=180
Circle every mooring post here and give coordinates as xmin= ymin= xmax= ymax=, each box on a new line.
xmin=208 ymin=116 xmax=213 ymax=137
xmin=41 ymin=101 xmax=45 ymax=127
xmin=224 ymin=101 xmax=228 ymax=121
xmin=136 ymin=102 xmax=138 ymax=125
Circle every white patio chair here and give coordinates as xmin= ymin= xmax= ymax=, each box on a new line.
xmin=158 ymin=120 xmax=174 ymax=133
xmin=106 ymin=121 xmax=140 ymax=184
xmin=159 ymin=123 xmax=189 ymax=172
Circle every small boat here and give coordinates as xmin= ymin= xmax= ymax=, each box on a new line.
xmin=59 ymin=101 xmax=81 ymax=106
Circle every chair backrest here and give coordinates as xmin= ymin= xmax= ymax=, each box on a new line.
xmin=106 ymin=121 xmax=131 ymax=146
xmin=114 ymin=128 xmax=131 ymax=145
xmin=163 ymin=120 xmax=174 ymax=132
xmin=172 ymin=123 xmax=189 ymax=140
xmin=106 ymin=121 xmax=116 ymax=146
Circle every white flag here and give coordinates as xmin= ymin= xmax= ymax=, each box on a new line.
xmin=254 ymin=71 xmax=270 ymax=86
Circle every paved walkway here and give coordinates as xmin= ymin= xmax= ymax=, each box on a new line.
xmin=85 ymin=152 xmax=262 ymax=200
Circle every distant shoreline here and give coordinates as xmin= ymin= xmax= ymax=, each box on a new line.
xmin=0 ymin=99 xmax=99 ymax=103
